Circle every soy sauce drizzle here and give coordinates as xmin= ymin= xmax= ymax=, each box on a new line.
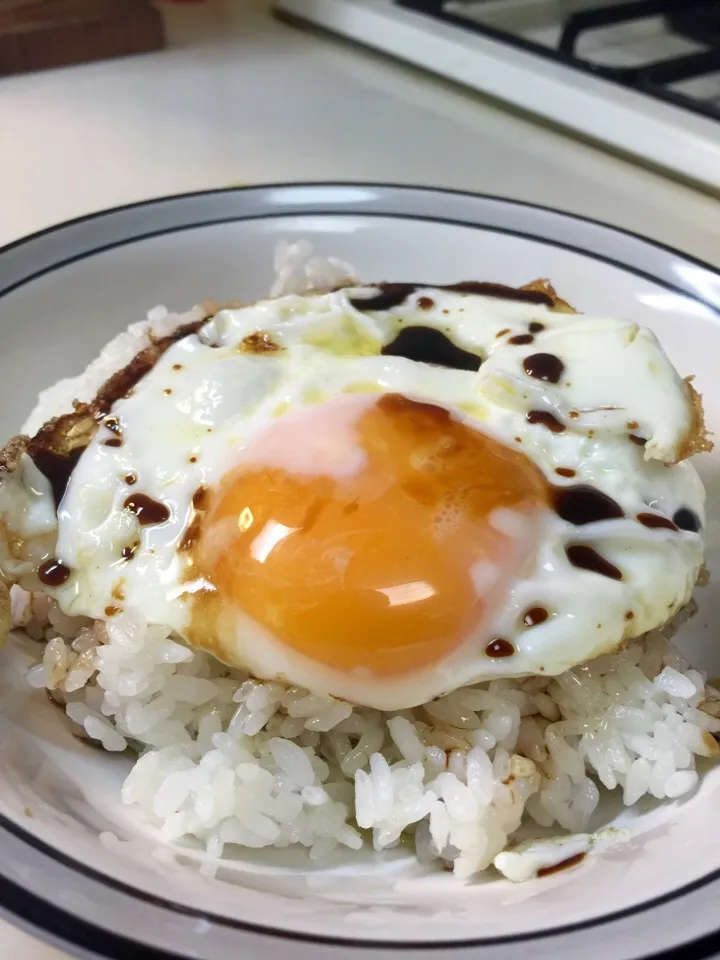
xmin=508 ymin=333 xmax=534 ymax=346
xmin=349 ymin=283 xmax=416 ymax=312
xmin=485 ymin=638 xmax=515 ymax=658
xmin=523 ymin=353 xmax=564 ymax=384
xmin=637 ymin=512 xmax=678 ymax=531
xmin=123 ymin=494 xmax=170 ymax=526
xmin=526 ymin=410 xmax=565 ymax=434
xmin=29 ymin=447 xmax=83 ymax=508
xmin=523 ymin=607 xmax=549 ymax=627
xmin=349 ymin=281 xmax=554 ymax=313
xmin=566 ymin=545 xmax=622 ymax=580
xmin=381 ymin=327 xmax=481 ymax=372
xmin=26 ymin=319 xmax=206 ymax=509
xmin=674 ymin=507 xmax=701 ymax=532
xmin=553 ymin=486 xmax=624 ymax=525
xmin=38 ymin=558 xmax=71 ymax=587
xmin=443 ymin=282 xmax=553 ymax=306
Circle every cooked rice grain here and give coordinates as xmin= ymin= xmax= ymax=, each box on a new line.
xmin=12 ymin=249 xmax=719 ymax=878
xmin=18 ymin=599 xmax=720 ymax=879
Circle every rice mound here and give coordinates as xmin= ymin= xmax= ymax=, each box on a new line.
xmin=19 ymin=593 xmax=720 ymax=880
xmin=13 ymin=243 xmax=720 ymax=879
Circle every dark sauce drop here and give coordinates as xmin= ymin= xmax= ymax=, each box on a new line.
xmin=555 ymin=467 xmax=576 ymax=478
xmin=104 ymin=438 xmax=123 ymax=448
xmin=381 ymin=327 xmax=481 ymax=372
xmin=123 ymin=494 xmax=170 ymax=526
xmin=350 ymin=283 xmax=418 ymax=312
xmin=629 ymin=435 xmax=647 ymax=447
xmin=103 ymin=417 xmax=122 ymax=435
xmin=566 ymin=545 xmax=622 ymax=580
xmin=125 ymin=473 xmax=137 ymax=485
xmin=28 ymin=447 xmax=84 ymax=509
xmin=350 ymin=281 xmax=554 ymax=313
xmin=637 ymin=512 xmax=678 ymax=531
xmin=508 ymin=333 xmax=534 ymax=346
xmin=523 ymin=353 xmax=564 ymax=384
xmin=524 ymin=607 xmax=549 ymax=627
xmin=528 ymin=321 xmax=545 ymax=334
xmin=674 ymin=507 xmax=701 ymax=533
xmin=417 ymin=296 xmax=435 ymax=310
xmin=537 ymin=852 xmax=586 ymax=878
xmin=526 ymin=410 xmax=565 ymax=434
xmin=486 ymin=638 xmax=515 ymax=658
xmin=121 ymin=543 xmax=139 ymax=561
xmin=553 ymin=485 xmax=624 ymax=525
xmin=443 ymin=282 xmax=553 ymax=306
xmin=38 ymin=558 xmax=71 ymax=587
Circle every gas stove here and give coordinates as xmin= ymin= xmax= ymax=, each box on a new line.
xmin=274 ymin=0 xmax=720 ymax=191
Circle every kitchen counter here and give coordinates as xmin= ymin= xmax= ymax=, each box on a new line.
xmin=2 ymin=0 xmax=719 ymax=263
xmin=0 ymin=1 xmax=718 ymax=956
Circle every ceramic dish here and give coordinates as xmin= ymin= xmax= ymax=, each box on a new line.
xmin=1 ymin=184 xmax=719 ymax=960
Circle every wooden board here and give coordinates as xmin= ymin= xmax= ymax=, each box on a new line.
xmin=0 ymin=0 xmax=165 ymax=76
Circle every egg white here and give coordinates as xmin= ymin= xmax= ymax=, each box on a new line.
xmin=18 ymin=285 xmax=706 ymax=709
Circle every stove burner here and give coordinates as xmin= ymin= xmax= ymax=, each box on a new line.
xmin=397 ymin=0 xmax=720 ymax=123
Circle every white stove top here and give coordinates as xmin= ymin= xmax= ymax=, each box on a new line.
xmin=275 ymin=0 xmax=720 ymax=191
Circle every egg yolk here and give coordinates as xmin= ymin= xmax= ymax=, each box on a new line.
xmin=199 ymin=394 xmax=548 ymax=678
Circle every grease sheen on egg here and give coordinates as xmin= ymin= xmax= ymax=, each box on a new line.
xmin=45 ymin=283 xmax=704 ymax=710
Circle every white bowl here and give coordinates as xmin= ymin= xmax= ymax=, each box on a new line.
xmin=1 ymin=184 xmax=719 ymax=960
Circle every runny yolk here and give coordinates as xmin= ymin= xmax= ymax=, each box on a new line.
xmin=199 ymin=394 xmax=548 ymax=678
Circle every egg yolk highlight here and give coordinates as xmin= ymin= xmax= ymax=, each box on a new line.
xmin=199 ymin=394 xmax=548 ymax=678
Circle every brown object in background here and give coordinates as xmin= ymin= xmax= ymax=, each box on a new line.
xmin=0 ymin=0 xmax=165 ymax=76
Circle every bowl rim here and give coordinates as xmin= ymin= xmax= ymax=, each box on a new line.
xmin=1 ymin=181 xmax=720 ymax=959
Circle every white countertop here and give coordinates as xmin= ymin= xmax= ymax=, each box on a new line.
xmin=0 ymin=1 xmax=718 ymax=956
xmin=2 ymin=0 xmax=720 ymax=264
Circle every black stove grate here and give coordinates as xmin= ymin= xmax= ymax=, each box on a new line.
xmin=396 ymin=0 xmax=720 ymax=122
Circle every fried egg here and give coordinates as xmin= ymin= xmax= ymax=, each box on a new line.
xmin=0 ymin=281 xmax=708 ymax=710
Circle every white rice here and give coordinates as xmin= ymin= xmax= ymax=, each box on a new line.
xmin=269 ymin=239 xmax=356 ymax=299
xmin=20 ymin=595 xmax=720 ymax=880
xmin=14 ymin=243 xmax=720 ymax=879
